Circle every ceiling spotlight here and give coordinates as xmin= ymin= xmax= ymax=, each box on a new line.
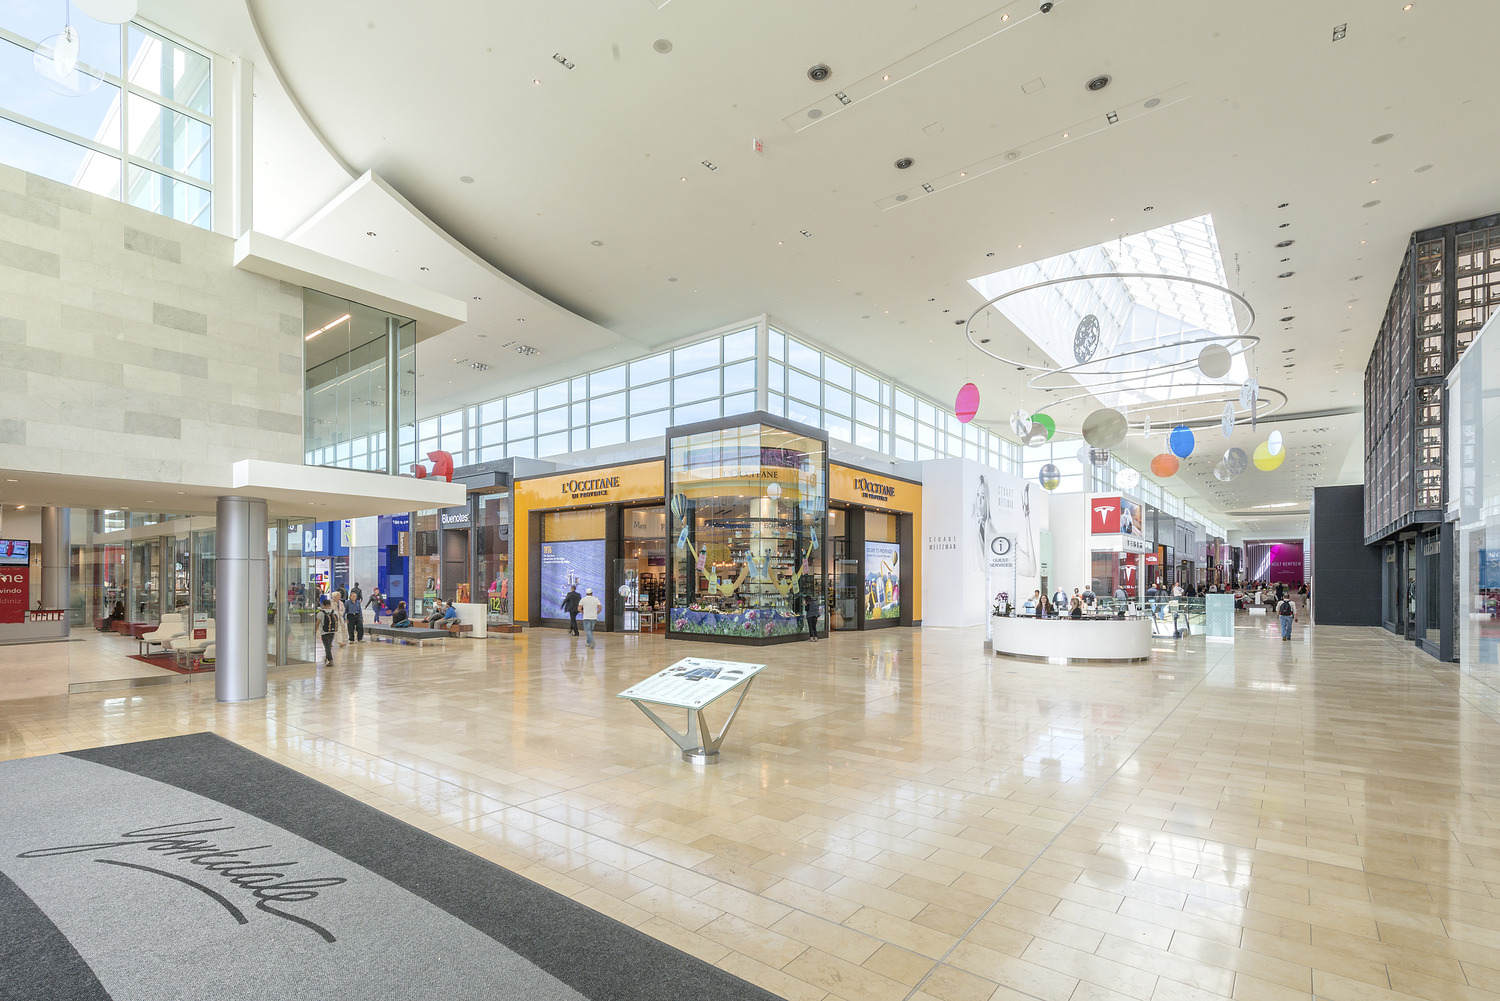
xmin=652 ymin=38 xmax=673 ymax=53
xmin=1086 ymin=75 xmax=1111 ymax=91
xmin=590 ymin=240 xmax=603 ymax=246
xmin=1402 ymin=3 xmax=1412 ymax=9
xmin=366 ymin=231 xmax=376 ymax=237
xmin=473 ymin=296 xmax=481 ymax=300
xmin=551 ymin=52 xmax=574 ymax=69
xmin=895 ymin=157 xmax=914 ymax=169
xmin=1143 ymin=205 xmax=1154 ymax=212
xmin=807 ymin=63 xmax=831 ymax=82
xmin=470 ymin=362 xmax=489 ymax=371
xmin=701 ymin=160 xmax=717 ymax=170
xmin=1278 ymin=272 xmax=1294 ymax=278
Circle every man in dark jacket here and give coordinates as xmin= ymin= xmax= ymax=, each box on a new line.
xmin=561 ymin=585 xmax=582 ymax=635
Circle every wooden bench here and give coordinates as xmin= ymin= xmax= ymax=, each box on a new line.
xmin=367 ymin=625 xmax=449 ymax=648
xmin=490 ymin=624 xmax=523 ymax=634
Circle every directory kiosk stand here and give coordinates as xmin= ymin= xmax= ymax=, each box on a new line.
xmin=618 ymin=657 xmax=765 ymax=764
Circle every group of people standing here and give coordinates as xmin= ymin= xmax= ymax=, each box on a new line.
xmin=314 ymin=581 xmax=396 ymax=666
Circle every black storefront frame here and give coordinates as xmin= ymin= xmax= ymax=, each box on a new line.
xmin=830 ymin=500 xmax=918 ymax=631
xmin=663 ymin=411 xmax=830 ymax=647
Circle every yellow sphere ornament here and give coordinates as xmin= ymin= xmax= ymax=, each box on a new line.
xmin=1253 ymin=440 xmax=1286 ymax=471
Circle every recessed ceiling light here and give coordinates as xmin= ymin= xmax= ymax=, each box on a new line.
xmin=1278 ymin=202 xmax=1290 ymax=208
xmin=590 ymin=240 xmax=603 ymax=246
xmin=1062 ymin=132 xmax=1070 ymax=139
xmin=1280 ymin=315 xmax=1294 ymax=322
xmin=1143 ymin=205 xmax=1154 ymax=212
xmin=653 ymin=38 xmax=673 ymax=53
xmin=668 ymin=277 xmax=677 ymax=282
xmin=1278 ymin=272 xmax=1294 ymax=278
xmin=366 ymin=231 xmax=376 ymax=237
xmin=1363 ymin=199 xmax=1381 ymax=208
xmin=1369 ymin=178 xmax=1379 ymax=184
xmin=882 ymin=74 xmax=890 ymax=81
xmin=419 ymin=266 xmax=429 ymax=271
xmin=459 ymin=175 xmax=474 ymax=183
xmin=1277 ymin=240 xmax=1294 ymax=248
xmin=473 ymin=296 xmax=481 ymax=301
xmin=1402 ymin=3 xmax=1413 ymax=9
xmin=1415 ymin=163 xmax=1433 ymax=172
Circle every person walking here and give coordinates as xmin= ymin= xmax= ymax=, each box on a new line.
xmin=1277 ymin=593 xmax=1297 ymax=641
xmin=316 ymin=596 xmax=336 ymax=666
xmin=347 ymin=582 xmax=365 ymax=642
xmin=561 ymin=584 xmax=582 ymax=635
xmin=330 ymin=590 xmax=348 ymax=647
xmin=578 ymin=587 xmax=602 ymax=649
xmin=366 ymin=587 xmax=384 ymax=625
xmin=805 ymin=585 xmax=821 ymax=641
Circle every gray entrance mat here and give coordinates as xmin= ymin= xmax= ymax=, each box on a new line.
xmin=0 ymin=733 xmax=778 ymax=1001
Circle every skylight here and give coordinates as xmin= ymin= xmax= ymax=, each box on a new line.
xmin=968 ymin=214 xmax=1247 ymax=410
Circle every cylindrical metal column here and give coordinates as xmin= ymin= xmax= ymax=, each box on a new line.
xmin=386 ymin=316 xmax=400 ymax=475
xmin=215 ymin=496 xmax=268 ymax=702
xmin=40 ymin=507 xmax=70 ymax=622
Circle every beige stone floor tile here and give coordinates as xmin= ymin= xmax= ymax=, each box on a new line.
xmin=5 ymin=623 xmax=1495 ymax=1001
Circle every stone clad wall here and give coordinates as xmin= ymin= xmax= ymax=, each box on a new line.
xmin=0 ymin=163 xmax=303 ymax=488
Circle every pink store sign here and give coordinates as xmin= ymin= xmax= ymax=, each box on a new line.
xmin=1245 ymin=542 xmax=1304 ymax=584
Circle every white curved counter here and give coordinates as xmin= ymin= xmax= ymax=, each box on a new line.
xmin=992 ymin=615 xmax=1153 ymax=662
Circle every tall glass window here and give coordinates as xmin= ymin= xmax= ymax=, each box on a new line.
xmin=303 ymin=289 xmax=416 ymax=473
xmin=666 ymin=419 xmax=829 ymax=645
xmin=0 ymin=14 xmax=215 ymax=227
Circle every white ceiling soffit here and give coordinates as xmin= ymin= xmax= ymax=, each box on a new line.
xmin=284 ymin=171 xmax=626 ymax=417
xmin=233 ymin=230 xmax=467 ymax=340
xmin=0 ymin=463 xmax=460 ymax=520
xmin=232 ymin=460 xmax=466 ymax=516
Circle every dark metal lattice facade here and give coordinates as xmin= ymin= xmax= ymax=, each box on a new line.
xmin=1364 ymin=213 xmax=1500 ymax=544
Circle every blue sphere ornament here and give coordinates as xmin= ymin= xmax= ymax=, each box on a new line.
xmin=1168 ymin=424 xmax=1195 ymax=459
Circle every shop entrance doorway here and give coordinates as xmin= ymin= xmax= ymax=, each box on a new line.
xmin=620 ymin=506 xmax=666 ymax=632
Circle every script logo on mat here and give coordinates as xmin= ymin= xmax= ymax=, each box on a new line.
xmin=18 ymin=819 xmax=346 ymax=942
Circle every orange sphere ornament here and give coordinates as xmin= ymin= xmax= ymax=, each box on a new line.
xmin=1150 ymin=453 xmax=1180 ymax=478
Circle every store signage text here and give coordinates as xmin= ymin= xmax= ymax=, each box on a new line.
xmin=0 ymin=566 xmax=28 ymax=624
xmin=927 ymin=535 xmax=957 ymax=552
xmin=562 ymin=475 xmax=620 ymax=500
xmin=440 ymin=509 xmax=471 ymax=527
xmin=853 ymin=477 xmax=895 ymax=503
xmin=1091 ymin=496 xmax=1121 ymax=535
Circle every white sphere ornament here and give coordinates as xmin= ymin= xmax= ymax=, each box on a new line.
xmin=1009 ymin=409 xmax=1033 ymax=437
xmin=1117 ymin=467 xmax=1141 ymax=490
xmin=1082 ymin=407 xmax=1128 ymax=449
xmin=1221 ymin=402 xmax=1236 ymax=439
xmin=1198 ymin=343 xmax=1233 ymax=379
xmin=766 ymin=482 xmax=782 ymax=500
xmin=1239 ymin=378 xmax=1259 ymax=411
xmin=1268 ymin=429 xmax=1283 ymax=456
xmin=1224 ymin=447 xmax=1249 ymax=476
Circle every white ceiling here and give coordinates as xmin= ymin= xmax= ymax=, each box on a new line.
xmin=223 ymin=0 xmax=1500 ymax=527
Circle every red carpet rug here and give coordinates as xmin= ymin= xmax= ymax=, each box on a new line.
xmin=126 ymin=653 xmax=213 ymax=675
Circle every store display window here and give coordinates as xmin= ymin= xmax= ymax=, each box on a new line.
xmin=477 ymin=493 xmax=512 ymax=624
xmin=864 ymin=511 xmax=900 ymax=621
xmin=667 ymin=418 xmax=828 ymax=644
xmin=540 ymin=509 xmax=606 ymax=623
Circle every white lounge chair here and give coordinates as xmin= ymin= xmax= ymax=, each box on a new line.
xmin=139 ymin=614 xmax=185 ymax=656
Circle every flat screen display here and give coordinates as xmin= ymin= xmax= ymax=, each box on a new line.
xmin=540 ymin=539 xmax=606 ymax=619
xmin=0 ymin=539 xmax=29 ymax=566
xmin=864 ymin=541 xmax=900 ymax=620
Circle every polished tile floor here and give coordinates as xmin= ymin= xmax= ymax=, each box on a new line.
xmin=2 ymin=618 xmax=1498 ymax=1001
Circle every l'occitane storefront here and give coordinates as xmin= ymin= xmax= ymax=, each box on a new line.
xmin=828 ymin=464 xmax=922 ymax=629
xmin=514 ymin=460 xmax=666 ymax=631
xmin=514 ymin=454 xmax=923 ymax=635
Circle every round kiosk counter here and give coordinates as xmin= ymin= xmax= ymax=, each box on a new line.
xmin=992 ymin=614 xmax=1152 ymax=662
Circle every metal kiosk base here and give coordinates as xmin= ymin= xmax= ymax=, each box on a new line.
xmin=617 ymin=657 xmax=767 ymax=766
xmin=628 ymin=679 xmax=755 ymax=764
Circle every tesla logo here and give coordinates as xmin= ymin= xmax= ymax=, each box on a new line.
xmin=411 ymin=450 xmax=454 ymax=482
xmin=1091 ymin=497 xmax=1120 ymax=534
xmin=989 ymin=536 xmax=1012 ymax=556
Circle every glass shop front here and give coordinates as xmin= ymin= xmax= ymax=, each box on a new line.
xmin=827 ymin=463 xmax=922 ymax=630
xmin=666 ymin=416 xmax=829 ymax=645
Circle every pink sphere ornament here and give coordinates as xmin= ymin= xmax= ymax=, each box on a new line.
xmin=955 ymin=382 xmax=980 ymax=423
